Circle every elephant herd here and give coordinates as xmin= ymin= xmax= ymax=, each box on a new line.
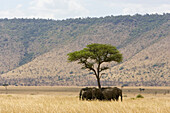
xmin=79 ymin=87 xmax=122 ymax=101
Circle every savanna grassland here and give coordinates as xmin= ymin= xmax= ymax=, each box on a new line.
xmin=0 ymin=86 xmax=169 ymax=113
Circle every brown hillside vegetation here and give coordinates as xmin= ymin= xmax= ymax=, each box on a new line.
xmin=109 ymin=36 xmax=170 ymax=86
xmin=0 ymin=14 xmax=170 ymax=86
xmin=1 ymin=33 xmax=170 ymax=86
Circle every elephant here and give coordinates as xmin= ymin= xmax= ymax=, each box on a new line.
xmin=79 ymin=87 xmax=95 ymax=100
xmin=101 ymin=87 xmax=115 ymax=101
xmin=79 ymin=87 xmax=122 ymax=101
xmin=113 ymin=87 xmax=122 ymax=101
xmin=79 ymin=87 xmax=88 ymax=100
xmin=92 ymin=88 xmax=104 ymax=100
xmin=101 ymin=87 xmax=122 ymax=101
xmin=79 ymin=87 xmax=104 ymax=100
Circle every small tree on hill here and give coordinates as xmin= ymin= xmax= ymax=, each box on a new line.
xmin=3 ymin=83 xmax=9 ymax=94
xmin=67 ymin=43 xmax=123 ymax=89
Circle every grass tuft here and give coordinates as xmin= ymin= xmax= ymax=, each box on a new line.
xmin=136 ymin=94 xmax=144 ymax=98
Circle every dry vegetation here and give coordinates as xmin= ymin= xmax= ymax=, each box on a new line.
xmin=0 ymin=14 xmax=170 ymax=86
xmin=108 ymin=36 xmax=170 ymax=86
xmin=1 ymin=35 xmax=170 ymax=86
xmin=0 ymin=86 xmax=170 ymax=113
xmin=0 ymin=95 xmax=170 ymax=113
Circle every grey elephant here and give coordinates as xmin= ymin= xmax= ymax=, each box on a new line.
xmin=114 ymin=87 xmax=122 ymax=101
xmin=92 ymin=88 xmax=104 ymax=100
xmin=79 ymin=87 xmax=104 ymax=100
xmin=101 ymin=87 xmax=122 ymax=101
xmin=79 ymin=87 xmax=95 ymax=100
xmin=101 ymin=87 xmax=115 ymax=101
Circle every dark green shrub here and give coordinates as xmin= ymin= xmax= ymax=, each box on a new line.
xmin=136 ymin=94 xmax=144 ymax=98
xmin=131 ymin=98 xmax=135 ymax=100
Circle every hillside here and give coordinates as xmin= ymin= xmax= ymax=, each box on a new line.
xmin=0 ymin=14 xmax=170 ymax=86
xmin=108 ymin=36 xmax=170 ymax=86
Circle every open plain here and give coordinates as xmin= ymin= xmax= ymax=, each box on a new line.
xmin=0 ymin=86 xmax=169 ymax=113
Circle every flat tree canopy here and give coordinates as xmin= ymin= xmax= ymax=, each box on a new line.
xmin=67 ymin=43 xmax=123 ymax=89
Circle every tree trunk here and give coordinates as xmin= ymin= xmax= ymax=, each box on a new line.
xmin=97 ymin=77 xmax=101 ymax=89
xmin=96 ymin=63 xmax=101 ymax=89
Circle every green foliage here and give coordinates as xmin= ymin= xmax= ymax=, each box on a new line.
xmin=3 ymin=84 xmax=8 ymax=86
xmin=136 ymin=94 xmax=144 ymax=98
xmin=67 ymin=43 xmax=123 ymax=71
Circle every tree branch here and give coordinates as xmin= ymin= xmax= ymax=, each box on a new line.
xmin=99 ymin=66 xmax=109 ymax=72
xmin=80 ymin=59 xmax=97 ymax=77
xmin=100 ymin=73 xmax=105 ymax=79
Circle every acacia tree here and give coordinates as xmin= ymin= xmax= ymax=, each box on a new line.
xmin=67 ymin=43 xmax=123 ymax=89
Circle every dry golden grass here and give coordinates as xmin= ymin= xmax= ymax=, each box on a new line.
xmin=0 ymin=94 xmax=170 ymax=113
xmin=0 ymin=86 xmax=170 ymax=113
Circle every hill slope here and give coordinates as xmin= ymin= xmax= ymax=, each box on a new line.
xmin=0 ymin=14 xmax=170 ymax=86
xmin=108 ymin=36 xmax=170 ymax=86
